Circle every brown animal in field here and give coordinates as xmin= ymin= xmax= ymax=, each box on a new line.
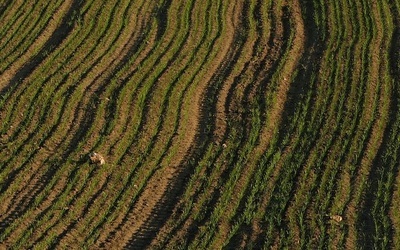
xmin=330 ymin=215 xmax=343 ymax=223
xmin=89 ymin=152 xmax=105 ymax=165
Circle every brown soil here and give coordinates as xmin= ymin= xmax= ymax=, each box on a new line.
xmin=0 ymin=0 xmax=399 ymax=249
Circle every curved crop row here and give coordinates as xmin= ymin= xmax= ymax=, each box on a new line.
xmin=0 ymin=0 xmax=400 ymax=249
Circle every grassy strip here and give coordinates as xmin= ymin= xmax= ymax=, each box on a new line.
xmin=0 ymin=0 xmax=139 ymax=245
xmin=355 ymin=0 xmax=394 ymax=248
xmin=248 ymin=0 xmax=349 ymax=247
xmin=0 ymin=0 xmax=62 ymax=72
xmin=279 ymin=0 xmax=358 ymax=248
xmin=77 ymin=0 xmax=217 ymax=246
xmin=161 ymin=0 xmax=259 ymax=247
xmin=153 ymin=1 xmax=246 ymax=248
xmin=51 ymin=3 xmax=156 ymax=247
xmin=256 ymin=1 xmax=325 ymax=247
xmin=0 ymin=0 xmax=41 ymax=58
xmin=186 ymin=0 xmax=301 ymax=248
xmin=388 ymin=2 xmax=400 ymax=248
xmin=0 ymin=0 xmax=29 ymax=45
xmin=0 ymin=0 xmax=105 ymax=214
xmin=67 ymin=0 xmax=200 ymax=246
xmin=13 ymin=0 xmax=155 ymax=247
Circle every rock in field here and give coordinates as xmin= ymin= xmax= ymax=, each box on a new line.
xmin=89 ymin=152 xmax=105 ymax=165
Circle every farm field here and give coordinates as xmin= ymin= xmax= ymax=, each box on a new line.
xmin=0 ymin=0 xmax=399 ymax=249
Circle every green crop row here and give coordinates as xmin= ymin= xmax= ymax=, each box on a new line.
xmin=0 ymin=0 xmax=156 ymax=246
xmin=0 ymin=1 xmax=62 ymax=72
xmin=19 ymin=0 xmax=157 ymax=247
xmin=95 ymin=0 xmax=237 ymax=246
xmin=0 ymin=0 xmax=399 ymax=248
xmin=355 ymin=0 xmax=396 ymax=248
